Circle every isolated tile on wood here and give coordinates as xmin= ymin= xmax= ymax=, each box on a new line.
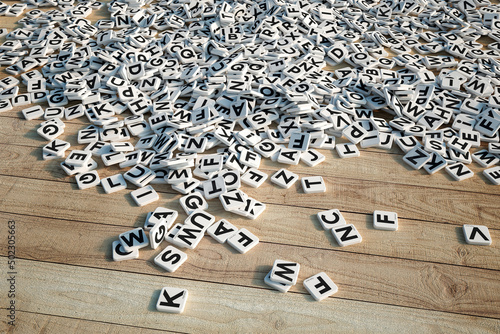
xmin=373 ymin=210 xmax=398 ymax=231
xmin=463 ymin=225 xmax=492 ymax=246
xmin=303 ymin=272 xmax=338 ymax=301
xmin=270 ymin=169 xmax=299 ymax=189
xmin=156 ymin=287 xmax=188 ymax=314
xmin=131 ymin=185 xmax=159 ymax=206
xmin=301 ymin=176 xmax=326 ymax=193
xmin=101 ymin=174 xmax=127 ymax=194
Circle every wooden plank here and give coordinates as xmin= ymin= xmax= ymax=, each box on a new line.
xmin=1 ymin=152 xmax=500 ymax=231
xmin=0 ymin=115 xmax=80 ymax=148
xmin=1 ymin=214 xmax=499 ymax=318
xmin=0 ymin=2 xmax=497 ymax=332
xmin=0 ymin=309 xmax=171 ymax=334
xmin=1 ymin=114 xmax=499 ymax=196
xmin=1 ymin=189 xmax=499 ymax=275
xmin=261 ymin=147 xmax=500 ymax=195
xmin=246 ymin=175 xmax=500 ymax=228
xmin=0 ymin=172 xmax=499 ymax=271
xmin=4 ymin=259 xmax=500 ymax=332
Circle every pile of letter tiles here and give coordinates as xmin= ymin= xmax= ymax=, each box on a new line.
xmin=0 ymin=0 xmax=497 ymax=312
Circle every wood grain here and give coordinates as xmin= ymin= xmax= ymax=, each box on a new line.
xmin=1 ymin=149 xmax=500 ymax=232
xmin=1 ymin=114 xmax=498 ymax=196
xmin=1 ymin=184 xmax=499 ymax=273
xmin=4 ymin=259 xmax=500 ymax=333
xmin=0 ymin=310 xmax=172 ymax=334
xmin=1 ymin=2 xmax=500 ymax=331
xmin=1 ymin=126 xmax=500 ymax=227
xmin=2 ymin=165 xmax=500 ymax=269
xmin=1 ymin=213 xmax=499 ymax=318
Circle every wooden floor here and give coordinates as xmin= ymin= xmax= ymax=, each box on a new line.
xmin=1 ymin=3 xmax=500 ymax=333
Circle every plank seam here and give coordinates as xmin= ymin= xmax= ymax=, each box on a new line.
xmin=1 ymin=257 xmax=498 ymax=321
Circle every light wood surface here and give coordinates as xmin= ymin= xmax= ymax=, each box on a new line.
xmin=1 ymin=1 xmax=500 ymax=333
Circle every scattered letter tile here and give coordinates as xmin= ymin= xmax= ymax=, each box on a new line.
xmin=303 ymin=272 xmax=338 ymax=301
xmin=156 ymin=287 xmax=188 ymax=314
